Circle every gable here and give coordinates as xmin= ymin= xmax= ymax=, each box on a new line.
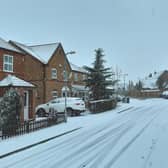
xmin=10 ymin=41 xmax=60 ymax=64
xmin=48 ymin=44 xmax=72 ymax=71
xmin=29 ymin=43 xmax=59 ymax=64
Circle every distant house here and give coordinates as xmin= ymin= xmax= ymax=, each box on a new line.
xmin=0 ymin=38 xmax=36 ymax=122
xmin=139 ymin=71 xmax=168 ymax=97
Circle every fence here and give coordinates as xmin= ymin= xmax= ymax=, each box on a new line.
xmin=0 ymin=114 xmax=65 ymax=140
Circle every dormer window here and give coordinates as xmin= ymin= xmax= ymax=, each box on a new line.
xmin=3 ymin=55 xmax=13 ymax=72
xmin=51 ymin=68 xmax=57 ymax=79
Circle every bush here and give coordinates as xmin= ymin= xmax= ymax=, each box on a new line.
xmin=0 ymin=88 xmax=21 ymax=134
xmin=88 ymin=99 xmax=117 ymax=113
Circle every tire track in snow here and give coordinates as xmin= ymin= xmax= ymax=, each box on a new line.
xmin=36 ymin=122 xmax=133 ymax=168
xmin=42 ymin=106 xmax=154 ymax=168
xmin=103 ymin=113 xmax=159 ymax=168
xmin=1 ymin=120 xmax=131 ymax=168
xmin=1 ymin=106 xmax=142 ymax=168
xmin=0 ymin=104 xmax=161 ymax=168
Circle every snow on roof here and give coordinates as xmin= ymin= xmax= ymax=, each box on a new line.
xmin=10 ymin=41 xmax=46 ymax=64
xmin=141 ymin=71 xmax=163 ymax=89
xmin=29 ymin=43 xmax=59 ymax=64
xmin=0 ymin=75 xmax=35 ymax=87
xmin=0 ymin=38 xmax=21 ymax=53
xmin=11 ymin=41 xmax=59 ymax=64
xmin=72 ymin=84 xmax=89 ymax=91
xmin=70 ymin=63 xmax=87 ymax=73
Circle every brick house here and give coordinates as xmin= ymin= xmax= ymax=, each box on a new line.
xmin=70 ymin=63 xmax=89 ymax=100
xmin=130 ymin=71 xmax=168 ymax=98
xmin=0 ymin=37 xmax=89 ymax=121
xmin=0 ymin=38 xmax=36 ymax=122
xmin=10 ymin=41 xmax=73 ymax=107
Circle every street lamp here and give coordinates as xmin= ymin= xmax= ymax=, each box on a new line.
xmin=64 ymin=51 xmax=76 ymax=122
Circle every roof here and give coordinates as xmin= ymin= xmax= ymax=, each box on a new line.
xmin=0 ymin=38 xmax=22 ymax=53
xmin=70 ymin=63 xmax=87 ymax=73
xmin=29 ymin=43 xmax=59 ymax=63
xmin=141 ymin=71 xmax=163 ymax=89
xmin=0 ymin=75 xmax=35 ymax=87
xmin=72 ymin=84 xmax=89 ymax=91
xmin=10 ymin=41 xmax=60 ymax=64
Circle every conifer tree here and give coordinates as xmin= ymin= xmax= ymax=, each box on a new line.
xmin=84 ymin=48 xmax=116 ymax=100
xmin=0 ymin=88 xmax=21 ymax=131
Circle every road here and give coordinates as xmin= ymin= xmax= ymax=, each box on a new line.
xmin=1 ymin=99 xmax=168 ymax=168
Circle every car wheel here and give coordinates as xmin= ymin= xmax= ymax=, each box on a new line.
xmin=75 ymin=111 xmax=80 ymax=116
xmin=37 ymin=108 xmax=46 ymax=117
xmin=67 ymin=108 xmax=73 ymax=116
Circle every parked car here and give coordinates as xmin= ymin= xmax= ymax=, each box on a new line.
xmin=161 ymin=91 xmax=168 ymax=99
xmin=110 ymin=94 xmax=124 ymax=102
xmin=36 ymin=97 xmax=86 ymax=117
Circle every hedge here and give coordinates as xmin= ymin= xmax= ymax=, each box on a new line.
xmin=88 ymin=99 xmax=117 ymax=113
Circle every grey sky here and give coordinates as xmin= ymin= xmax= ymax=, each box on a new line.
xmin=0 ymin=0 xmax=168 ymax=82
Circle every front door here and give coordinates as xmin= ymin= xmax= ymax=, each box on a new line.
xmin=24 ymin=91 xmax=29 ymax=121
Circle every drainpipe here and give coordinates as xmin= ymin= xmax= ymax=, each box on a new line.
xmin=43 ymin=64 xmax=46 ymax=103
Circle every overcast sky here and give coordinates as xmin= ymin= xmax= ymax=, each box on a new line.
xmin=1 ymin=0 xmax=168 ymax=82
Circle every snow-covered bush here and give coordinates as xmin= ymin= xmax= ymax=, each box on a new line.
xmin=88 ymin=99 xmax=117 ymax=113
xmin=0 ymin=88 xmax=22 ymax=132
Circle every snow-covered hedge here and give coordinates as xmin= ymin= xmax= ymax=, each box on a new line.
xmin=88 ymin=99 xmax=117 ymax=113
xmin=0 ymin=88 xmax=21 ymax=133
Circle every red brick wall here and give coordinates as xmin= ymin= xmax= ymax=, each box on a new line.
xmin=22 ymin=54 xmax=44 ymax=106
xmin=44 ymin=46 xmax=72 ymax=102
xmin=71 ymin=71 xmax=87 ymax=85
xmin=0 ymin=49 xmax=25 ymax=80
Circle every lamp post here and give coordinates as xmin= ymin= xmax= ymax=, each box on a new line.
xmin=64 ymin=51 xmax=76 ymax=122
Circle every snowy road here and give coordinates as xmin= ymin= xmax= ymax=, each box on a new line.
xmin=1 ymin=99 xmax=168 ymax=168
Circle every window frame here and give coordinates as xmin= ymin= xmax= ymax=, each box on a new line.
xmin=51 ymin=68 xmax=57 ymax=79
xmin=74 ymin=73 xmax=78 ymax=81
xmin=52 ymin=90 xmax=58 ymax=98
xmin=3 ymin=54 xmax=13 ymax=72
xmin=82 ymin=74 xmax=86 ymax=80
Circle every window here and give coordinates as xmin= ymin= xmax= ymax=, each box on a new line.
xmin=3 ymin=55 xmax=13 ymax=72
xmin=52 ymin=90 xmax=58 ymax=98
xmin=83 ymin=74 xmax=86 ymax=80
xmin=51 ymin=68 xmax=57 ymax=79
xmin=74 ymin=73 xmax=78 ymax=81
xmin=63 ymin=70 xmax=67 ymax=81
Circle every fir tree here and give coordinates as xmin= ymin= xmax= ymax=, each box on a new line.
xmin=0 ymin=88 xmax=21 ymax=131
xmin=84 ymin=48 xmax=116 ymax=100
xmin=135 ymin=80 xmax=143 ymax=90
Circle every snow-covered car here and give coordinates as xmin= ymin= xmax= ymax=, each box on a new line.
xmin=110 ymin=94 xmax=124 ymax=102
xmin=36 ymin=97 xmax=86 ymax=117
xmin=161 ymin=91 xmax=168 ymax=99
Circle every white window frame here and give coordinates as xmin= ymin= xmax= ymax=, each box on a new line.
xmin=51 ymin=68 xmax=57 ymax=79
xmin=3 ymin=55 xmax=13 ymax=72
xmin=52 ymin=90 xmax=58 ymax=98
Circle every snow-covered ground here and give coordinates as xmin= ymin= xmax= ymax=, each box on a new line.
xmin=0 ymin=98 xmax=168 ymax=168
